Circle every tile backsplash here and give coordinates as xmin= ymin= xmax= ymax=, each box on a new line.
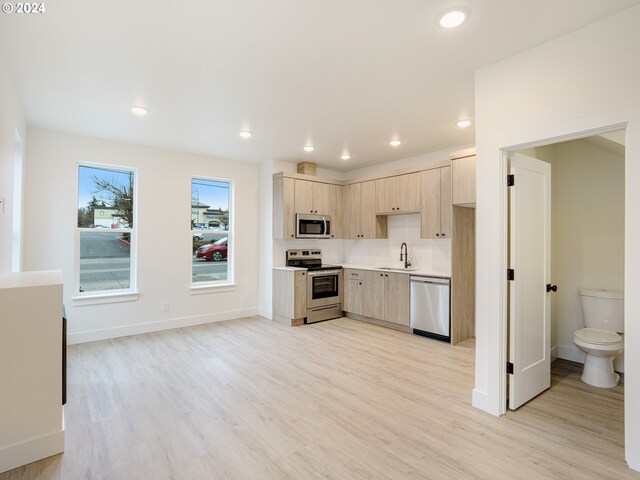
xmin=343 ymin=214 xmax=451 ymax=272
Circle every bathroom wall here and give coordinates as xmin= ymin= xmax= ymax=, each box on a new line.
xmin=532 ymin=138 xmax=625 ymax=371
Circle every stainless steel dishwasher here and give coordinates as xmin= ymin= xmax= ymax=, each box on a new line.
xmin=410 ymin=275 xmax=451 ymax=342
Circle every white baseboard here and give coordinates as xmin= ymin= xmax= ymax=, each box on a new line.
xmin=0 ymin=430 xmax=64 ymax=474
xmin=68 ymin=307 xmax=259 ymax=344
xmin=558 ymin=344 xmax=585 ymax=364
xmin=258 ymin=308 xmax=273 ymax=320
xmin=551 ymin=345 xmax=559 ymax=361
xmin=472 ymin=388 xmax=490 ymax=414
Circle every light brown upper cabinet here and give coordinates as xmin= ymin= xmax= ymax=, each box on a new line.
xmin=344 ymin=181 xmax=387 ymax=239
xmin=452 ymin=155 xmax=476 ymax=206
xmin=420 ymin=166 xmax=452 ymax=239
xmin=329 ymin=183 xmax=344 ymax=239
xmin=375 ymin=173 xmax=420 ymax=214
xmin=273 ymin=176 xmax=296 ymax=239
xmin=294 ymin=179 xmax=331 ymax=215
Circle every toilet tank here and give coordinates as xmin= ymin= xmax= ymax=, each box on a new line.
xmin=579 ymin=289 xmax=624 ymax=332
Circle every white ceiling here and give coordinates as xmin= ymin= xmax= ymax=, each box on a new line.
xmin=1 ymin=0 xmax=638 ymax=170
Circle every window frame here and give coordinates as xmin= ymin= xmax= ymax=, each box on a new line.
xmin=190 ymin=175 xmax=234 ymax=291
xmin=73 ymin=162 xmax=138 ymax=301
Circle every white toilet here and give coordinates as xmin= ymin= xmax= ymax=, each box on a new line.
xmin=573 ymin=288 xmax=624 ymax=388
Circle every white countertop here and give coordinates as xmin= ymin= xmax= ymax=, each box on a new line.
xmin=0 ymin=270 xmax=63 ymax=289
xmin=339 ymin=264 xmax=451 ymax=278
xmin=274 ymin=264 xmax=450 ymax=277
xmin=273 ymin=266 xmax=307 ymax=272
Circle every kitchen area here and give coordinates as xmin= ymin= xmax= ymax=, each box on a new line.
xmin=272 ymin=149 xmax=476 ymax=346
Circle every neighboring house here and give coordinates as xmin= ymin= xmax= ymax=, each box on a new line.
xmin=92 ymin=205 xmax=125 ymax=227
xmin=191 ymin=202 xmax=229 ymax=229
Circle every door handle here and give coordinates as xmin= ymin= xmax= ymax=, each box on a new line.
xmin=546 ymin=284 xmax=558 ymax=293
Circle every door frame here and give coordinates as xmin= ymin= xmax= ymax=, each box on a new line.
xmin=498 ymin=122 xmax=627 ymax=415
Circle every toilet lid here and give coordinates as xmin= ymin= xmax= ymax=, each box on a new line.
xmin=574 ymin=328 xmax=622 ymax=344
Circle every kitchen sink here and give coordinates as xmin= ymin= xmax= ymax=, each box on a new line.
xmin=376 ymin=267 xmax=418 ymax=272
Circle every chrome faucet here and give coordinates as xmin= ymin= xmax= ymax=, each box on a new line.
xmin=400 ymin=242 xmax=411 ymax=269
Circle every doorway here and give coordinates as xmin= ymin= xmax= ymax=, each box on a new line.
xmin=506 ymin=127 xmax=626 ymax=410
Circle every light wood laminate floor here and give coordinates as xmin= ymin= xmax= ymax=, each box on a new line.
xmin=2 ymin=317 xmax=636 ymax=480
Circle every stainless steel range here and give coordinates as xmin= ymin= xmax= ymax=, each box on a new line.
xmin=286 ymin=249 xmax=343 ymax=323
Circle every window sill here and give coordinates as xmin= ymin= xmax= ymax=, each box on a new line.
xmin=190 ymin=283 xmax=236 ymax=295
xmin=72 ymin=291 xmax=140 ymax=306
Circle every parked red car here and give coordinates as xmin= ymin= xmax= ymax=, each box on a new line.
xmin=195 ymin=237 xmax=228 ymax=261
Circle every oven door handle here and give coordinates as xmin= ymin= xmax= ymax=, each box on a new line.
xmin=307 ymin=270 xmax=342 ymax=276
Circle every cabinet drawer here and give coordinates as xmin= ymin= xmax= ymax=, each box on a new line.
xmin=345 ymin=269 xmax=366 ymax=279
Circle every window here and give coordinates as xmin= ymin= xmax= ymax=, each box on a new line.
xmin=77 ymin=164 xmax=136 ymax=294
xmin=191 ymin=177 xmax=232 ymax=286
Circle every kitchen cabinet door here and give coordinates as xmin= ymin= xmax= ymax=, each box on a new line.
xmin=396 ymin=173 xmax=420 ymax=212
xmin=375 ymin=177 xmax=396 ymax=214
xmin=273 ymin=176 xmax=296 ymax=239
xmin=420 ymin=168 xmax=441 ymax=239
xmin=360 ymin=180 xmax=379 ymax=238
xmin=369 ymin=272 xmax=387 ymax=320
xmin=452 ymin=155 xmax=476 ymax=205
xmin=294 ymin=180 xmax=315 ymax=214
xmin=344 ymin=183 xmax=362 ymax=239
xmin=375 ymin=174 xmax=419 ymax=214
xmin=440 ymin=166 xmax=452 ymax=238
xmin=420 ymin=167 xmax=451 ymax=239
xmin=384 ymin=272 xmax=410 ymax=326
xmin=329 ymin=184 xmax=343 ymax=238
xmin=313 ymin=182 xmax=331 ymax=216
xmin=344 ymin=269 xmax=368 ymax=316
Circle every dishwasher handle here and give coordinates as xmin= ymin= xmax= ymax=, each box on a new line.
xmin=410 ymin=276 xmax=450 ymax=286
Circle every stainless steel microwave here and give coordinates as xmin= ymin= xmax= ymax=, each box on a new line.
xmin=296 ymin=213 xmax=332 ymax=239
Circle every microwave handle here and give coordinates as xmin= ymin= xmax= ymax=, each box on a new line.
xmin=323 ymin=216 xmax=327 ymax=235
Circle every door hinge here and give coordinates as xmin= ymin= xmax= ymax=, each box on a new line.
xmin=507 ymin=362 xmax=514 ymax=374
xmin=507 ymin=269 xmax=514 ymax=281
xmin=507 ymin=174 xmax=515 ymax=187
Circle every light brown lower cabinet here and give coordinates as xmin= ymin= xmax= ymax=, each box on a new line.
xmin=344 ymin=269 xmax=409 ymax=327
xmin=344 ymin=269 xmax=371 ymax=317
xmin=272 ymin=269 xmax=307 ymax=325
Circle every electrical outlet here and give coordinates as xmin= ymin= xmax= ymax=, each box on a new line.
xmin=161 ymin=303 xmax=169 ymax=312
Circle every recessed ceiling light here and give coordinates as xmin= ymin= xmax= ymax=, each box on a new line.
xmin=130 ymin=106 xmax=149 ymax=116
xmin=456 ymin=119 xmax=472 ymax=128
xmin=239 ymin=130 xmax=253 ymax=138
xmin=389 ymin=140 xmax=402 ymax=147
xmin=438 ymin=9 xmax=468 ymax=29
xmin=304 ymin=145 xmax=315 ymax=152
xmin=340 ymin=153 xmax=351 ymax=161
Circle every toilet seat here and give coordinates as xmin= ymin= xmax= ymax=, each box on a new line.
xmin=574 ymin=327 xmax=622 ymax=345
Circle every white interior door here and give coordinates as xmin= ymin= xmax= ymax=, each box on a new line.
xmin=508 ymin=152 xmax=552 ymax=410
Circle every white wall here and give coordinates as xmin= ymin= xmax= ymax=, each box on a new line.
xmin=343 ymin=145 xmax=473 ymax=180
xmin=23 ymin=128 xmax=261 ymax=342
xmin=474 ymin=4 xmax=640 ymax=470
xmin=0 ymin=49 xmax=27 ymax=274
xmin=258 ymin=160 xmax=274 ymax=319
